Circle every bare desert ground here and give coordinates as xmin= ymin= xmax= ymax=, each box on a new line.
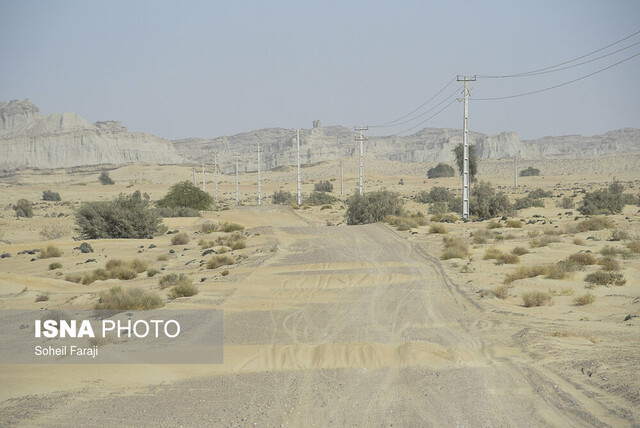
xmin=0 ymin=154 xmax=639 ymax=427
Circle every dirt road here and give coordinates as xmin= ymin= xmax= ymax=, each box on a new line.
xmin=1 ymin=219 xmax=632 ymax=426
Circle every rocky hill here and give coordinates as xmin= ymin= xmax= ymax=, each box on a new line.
xmin=0 ymin=99 xmax=183 ymax=170
xmin=1 ymin=100 xmax=638 ymax=170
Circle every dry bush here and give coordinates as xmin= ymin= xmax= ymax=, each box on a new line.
xmin=169 ymin=283 xmax=199 ymax=299
xmin=505 ymin=265 xmax=549 ymax=284
xmin=219 ymin=221 xmax=244 ymax=232
xmin=472 ymin=229 xmax=492 ymax=244
xmin=497 ymin=253 xmax=520 ymax=265
xmin=387 ymin=212 xmax=427 ymax=231
xmin=429 ymin=224 xmax=448 ymax=234
xmin=576 ymin=216 xmax=615 ymax=232
xmin=483 ymin=248 xmax=502 ymax=260
xmin=199 ymin=238 xmax=214 ymax=249
xmin=598 ymin=256 xmax=620 ymax=271
xmin=147 ymin=268 xmax=160 ymax=277
xmin=573 ymin=237 xmax=587 ymax=246
xmin=105 ymin=259 xmax=125 ymax=270
xmin=206 ymin=254 xmax=236 ymax=269
xmin=487 ymin=221 xmax=503 ymax=229
xmin=505 ymin=219 xmax=523 ymax=228
xmin=171 ymin=232 xmax=189 ymax=245
xmin=157 ymin=254 xmax=169 ymax=262
xmin=94 ymin=286 xmax=164 ymax=311
xmin=585 ymin=271 xmax=626 ymax=286
xmin=40 ymin=224 xmax=71 ymax=240
xmin=215 ymin=232 xmax=246 ymax=250
xmin=199 ymin=222 xmax=219 ymax=234
xmin=567 ymin=252 xmax=597 ymax=266
xmin=493 ymin=285 xmax=511 ymax=299
xmin=48 ymin=262 xmax=62 ymax=270
xmin=574 ymin=293 xmax=595 ymax=306
xmin=430 ymin=213 xmax=458 ymax=223
xmin=543 ymin=229 xmax=563 ymax=236
xmin=35 ymin=292 xmax=50 ymax=302
xmin=128 ymin=258 xmax=149 ymax=273
xmin=158 ymin=273 xmax=191 ymax=289
xmin=522 ymin=291 xmax=553 ymax=307
xmin=107 ymin=266 xmax=138 ymax=280
xmin=39 ymin=245 xmax=63 ymax=259
xmin=65 ymin=273 xmax=82 ymax=283
xmin=511 ymin=246 xmax=529 ymax=256
xmin=440 ymin=236 xmax=469 ymax=260
xmin=609 ymin=229 xmax=631 ymax=241
xmin=625 ymin=240 xmax=640 ymax=253
xmin=529 ymin=236 xmax=561 ymax=248
xmin=544 ymin=262 xmax=576 ymax=280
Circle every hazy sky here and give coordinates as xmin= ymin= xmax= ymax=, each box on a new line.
xmin=1 ymin=0 xmax=639 ymax=140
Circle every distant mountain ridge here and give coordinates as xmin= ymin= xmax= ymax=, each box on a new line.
xmin=1 ymin=99 xmax=638 ymax=170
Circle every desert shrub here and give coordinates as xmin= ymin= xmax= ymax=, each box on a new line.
xmin=219 ymin=221 xmax=244 ymax=232
xmin=511 ymin=246 xmax=529 ymax=256
xmin=528 ymin=189 xmax=553 ymax=199
xmin=470 ymin=181 xmax=514 ymax=219
xmin=453 ymin=144 xmax=477 ymax=179
xmin=431 ymin=213 xmax=458 ymax=223
xmin=305 ymin=191 xmax=337 ymax=206
xmin=171 ymin=232 xmax=190 ymax=246
xmin=105 ymin=259 xmax=125 ymax=270
xmin=147 ymin=268 xmax=160 ymax=277
xmin=429 ymin=224 xmax=448 ymax=234
xmin=40 ymin=224 xmax=70 ymax=240
xmin=42 ymin=190 xmax=61 ymax=201
xmin=514 ymin=196 xmax=545 ymax=210
xmin=109 ymin=267 xmax=138 ymax=280
xmin=427 ymin=163 xmax=455 ymax=179
xmin=417 ymin=187 xmax=455 ymax=204
xmin=159 ymin=273 xmax=191 ymax=289
xmin=14 ymin=199 xmax=33 ymax=218
xmin=567 ymin=252 xmax=597 ymax=266
xmin=35 ymin=292 xmax=50 ymax=302
xmin=155 ymin=206 xmax=200 ymax=217
xmin=441 ymin=236 xmax=469 ymax=260
xmin=48 ymin=262 xmax=62 ymax=270
xmin=40 ymin=245 xmax=63 ymax=259
xmin=576 ymin=216 xmax=615 ymax=232
xmin=272 ymin=190 xmax=294 ymax=205
xmin=626 ymin=240 xmax=640 ymax=253
xmin=545 ymin=262 xmax=577 ymax=280
xmin=472 ymin=229 xmax=492 ymax=244
xmin=522 ymin=291 xmax=552 ymax=307
xmin=206 ymin=254 xmax=236 ymax=269
xmin=574 ymin=293 xmax=595 ymax=306
xmin=448 ymin=197 xmax=462 ymax=214
xmin=157 ymin=181 xmax=213 ymax=210
xmin=497 ymin=253 xmax=519 ymax=265
xmin=99 ymin=171 xmax=114 ymax=185
xmin=221 ymin=270 xmax=230 ymax=276
xmin=157 ymin=254 xmax=169 ymax=262
xmin=345 ymin=190 xmax=404 ymax=225
xmin=585 ymin=271 xmax=626 ymax=286
xmin=505 ymin=219 xmax=523 ymax=228
xmin=94 ymin=286 xmax=164 ymax=311
xmin=487 ymin=221 xmax=502 ymax=229
xmin=519 ymin=167 xmax=540 ymax=177
xmin=128 ymin=258 xmax=149 ymax=273
xmin=483 ymin=248 xmax=502 ymax=260
xmin=314 ymin=181 xmax=333 ymax=192
xmin=573 ymin=237 xmax=587 ymax=246
xmin=387 ymin=212 xmax=427 ymax=231
xmin=598 ymin=256 xmax=620 ymax=271
xmin=493 ymin=285 xmax=511 ymax=299
xmin=557 ymin=197 xmax=575 ymax=209
xmin=427 ymin=201 xmax=449 ymax=215
xmin=579 ymin=181 xmax=624 ymax=215
xmin=81 ymin=268 xmax=110 ymax=285
xmin=76 ymin=191 xmax=162 ymax=239
xmin=199 ymin=222 xmax=219 ymax=234
xmin=609 ymin=229 xmax=631 ymax=241
xmin=65 ymin=274 xmax=82 ymax=283
xmin=216 ymin=232 xmax=246 ymax=250
xmin=321 ymin=204 xmax=332 ymax=210
xmin=505 ymin=265 xmax=549 ymax=284
xmin=169 ymin=283 xmax=199 ymax=299
xmin=529 ymin=236 xmax=561 ymax=248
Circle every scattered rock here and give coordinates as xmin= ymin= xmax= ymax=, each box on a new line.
xmin=148 ymin=244 xmax=157 ymax=249
xmin=202 ymin=249 xmax=215 ymax=256
xmin=1 ymin=252 xmax=10 ymax=258
xmin=85 ymin=259 xmax=97 ymax=263
xmin=169 ymin=249 xmax=175 ymax=254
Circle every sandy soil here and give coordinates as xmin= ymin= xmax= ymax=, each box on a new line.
xmin=0 ymin=157 xmax=638 ymax=427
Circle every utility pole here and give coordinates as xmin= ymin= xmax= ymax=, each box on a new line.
xmin=257 ymin=142 xmax=262 ymax=207
xmin=296 ymin=129 xmax=302 ymax=206
xmin=514 ymin=155 xmax=518 ymax=189
xmin=235 ymin=160 xmax=239 ymax=206
xmin=339 ymin=159 xmax=344 ymax=196
xmin=214 ymin=154 xmax=218 ymax=203
xmin=192 ymin=165 xmax=196 ymax=186
xmin=457 ymin=75 xmax=476 ymax=220
xmin=354 ymin=126 xmax=368 ymax=196
xmin=202 ymin=162 xmax=206 ymax=192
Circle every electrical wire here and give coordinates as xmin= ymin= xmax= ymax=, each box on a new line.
xmin=369 ymin=77 xmax=457 ymax=128
xmin=388 ymin=96 xmax=459 ymax=136
xmin=474 ymin=51 xmax=640 ymax=101
xmin=477 ymin=29 xmax=640 ymax=78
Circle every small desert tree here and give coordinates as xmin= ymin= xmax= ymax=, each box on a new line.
xmin=519 ymin=167 xmax=540 ymax=177
xmin=314 ymin=181 xmax=333 ymax=192
xmin=453 ymin=143 xmax=478 ymax=179
xmin=157 ymin=181 xmax=213 ymax=211
xmin=42 ymin=190 xmax=61 ymax=201
xmin=99 ymin=171 xmax=115 ymax=185
xmin=579 ymin=180 xmax=625 ymax=215
xmin=345 ymin=190 xmax=404 ymax=225
xmin=14 ymin=199 xmax=34 ymax=218
xmin=272 ymin=190 xmax=294 ymax=205
xmin=427 ymin=163 xmax=455 ymax=179
xmin=470 ymin=181 xmax=513 ymax=219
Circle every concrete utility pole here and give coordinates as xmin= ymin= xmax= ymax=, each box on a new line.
xmin=202 ymin=162 xmax=206 ymax=192
xmin=214 ymin=154 xmax=218 ymax=203
xmin=257 ymin=142 xmax=262 ymax=207
xmin=354 ymin=126 xmax=368 ymax=196
xmin=339 ymin=159 xmax=344 ymax=196
xmin=457 ymin=75 xmax=476 ymax=220
xmin=296 ymin=129 xmax=302 ymax=206
xmin=235 ymin=160 xmax=239 ymax=206
xmin=514 ymin=155 xmax=518 ymax=189
xmin=192 ymin=165 xmax=196 ymax=186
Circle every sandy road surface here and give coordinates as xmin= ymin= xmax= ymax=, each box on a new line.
xmin=0 ymin=218 xmax=632 ymax=426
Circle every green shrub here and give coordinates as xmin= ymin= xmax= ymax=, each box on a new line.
xmin=522 ymin=291 xmax=552 ymax=307
xmin=453 ymin=144 xmax=477 ymax=179
xmin=14 ymin=199 xmax=33 ymax=218
xmin=514 ymin=196 xmax=545 ymax=210
xmin=157 ymin=181 xmax=213 ymax=210
xmin=169 ymin=282 xmax=199 ymax=299
xmin=470 ymin=181 xmax=514 ymax=219
xmin=40 ymin=245 xmax=63 ymax=259
xmin=206 ymin=254 xmax=236 ymax=269
xmin=557 ymin=197 xmax=575 ymax=209
xmin=94 ymin=286 xmax=164 ymax=311
xmin=155 ymin=206 xmax=201 ymax=217
xmin=305 ymin=191 xmax=337 ymax=206
xmin=345 ymin=190 xmax=404 ymax=225
xmin=416 ymin=187 xmax=455 ymax=204
xmin=427 ymin=201 xmax=449 ymax=215
xmin=574 ymin=293 xmax=595 ymax=306
xmin=314 ymin=181 xmax=333 ymax=192
xmin=427 ymin=163 xmax=455 ymax=179
xmin=48 ymin=262 xmax=63 ymax=270
xmin=272 ymin=190 xmax=294 ymax=205
xmin=42 ymin=190 xmax=61 ymax=201
xmin=528 ymin=189 xmax=553 ymax=199
xmin=171 ymin=232 xmax=189 ymax=246
xmin=76 ymin=191 xmax=162 ymax=239
xmin=519 ymin=167 xmax=540 ymax=177
xmin=585 ymin=271 xmax=626 ymax=286
xmin=579 ymin=181 xmax=625 ymax=215
xmin=99 ymin=171 xmax=115 ymax=185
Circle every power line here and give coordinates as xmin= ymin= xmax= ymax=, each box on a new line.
xmin=390 ymin=95 xmax=459 ymax=136
xmin=478 ymin=29 xmax=640 ymax=78
xmin=474 ymin=51 xmax=640 ymax=101
xmin=369 ymin=77 xmax=457 ymax=128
